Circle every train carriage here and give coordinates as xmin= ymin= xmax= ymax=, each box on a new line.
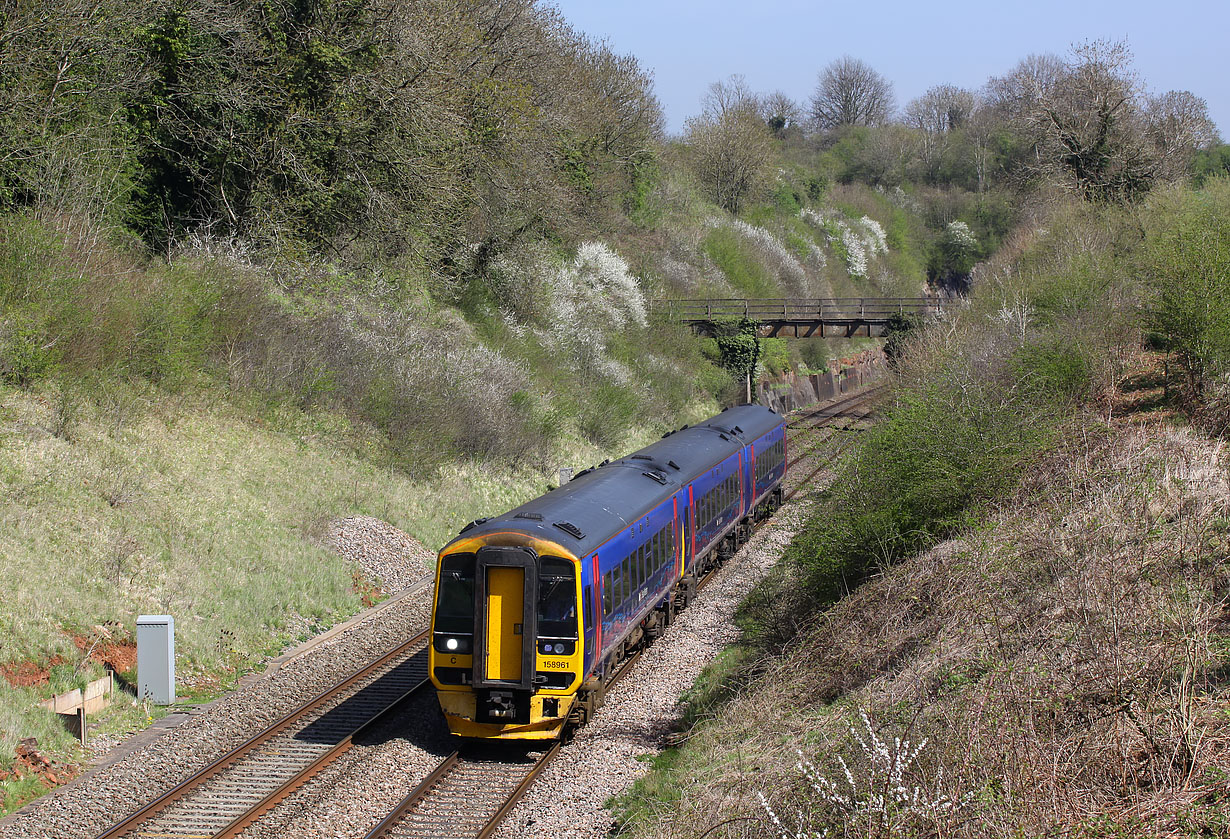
xmin=429 ymin=404 xmax=787 ymax=740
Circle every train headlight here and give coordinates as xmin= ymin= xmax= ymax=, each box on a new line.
xmin=446 ymin=638 xmax=459 ymax=651
xmin=552 ymin=643 xmax=565 ymax=654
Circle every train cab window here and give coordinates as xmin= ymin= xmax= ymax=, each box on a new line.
xmin=537 ymin=557 xmax=577 ymax=640
xmin=435 ymin=553 xmax=475 ymax=634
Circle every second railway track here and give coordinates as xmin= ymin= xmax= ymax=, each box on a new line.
xmin=96 ymin=630 xmax=432 ymax=839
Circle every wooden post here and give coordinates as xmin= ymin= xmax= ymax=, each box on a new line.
xmin=76 ymin=706 xmax=86 ymax=746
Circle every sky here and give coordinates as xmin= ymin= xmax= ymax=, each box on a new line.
xmin=548 ymin=0 xmax=1228 ymax=138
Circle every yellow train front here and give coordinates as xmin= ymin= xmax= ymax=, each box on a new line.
xmin=429 ymin=531 xmax=588 ymax=740
xmin=428 ymin=404 xmax=789 ymax=740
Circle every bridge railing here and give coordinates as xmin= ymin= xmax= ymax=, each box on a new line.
xmin=650 ymin=297 xmax=956 ymax=321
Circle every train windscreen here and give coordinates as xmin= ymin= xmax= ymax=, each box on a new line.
xmin=435 ymin=553 xmax=475 ymax=634
xmin=536 ymin=557 xmax=577 ymax=640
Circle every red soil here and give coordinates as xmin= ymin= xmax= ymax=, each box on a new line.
xmin=0 ymin=657 xmax=65 ymax=688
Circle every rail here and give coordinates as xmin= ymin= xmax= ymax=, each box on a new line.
xmin=95 ymin=630 xmax=431 ymax=839
xmin=651 ymin=297 xmax=953 ymax=322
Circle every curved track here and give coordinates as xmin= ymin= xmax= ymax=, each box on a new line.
xmin=90 ymin=387 xmax=884 ymax=839
xmin=95 ymin=630 xmax=432 ymax=839
xmin=784 ymin=385 xmax=883 ymax=502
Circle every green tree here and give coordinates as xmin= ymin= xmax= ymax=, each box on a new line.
xmin=1142 ymin=178 xmax=1230 ymax=405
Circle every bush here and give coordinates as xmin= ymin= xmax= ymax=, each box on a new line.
xmin=1142 ymin=178 xmax=1230 ymax=414
xmin=780 ymin=319 xmax=1072 ymax=618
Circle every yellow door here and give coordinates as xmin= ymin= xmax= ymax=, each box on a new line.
xmin=485 ymin=566 xmax=524 ymax=682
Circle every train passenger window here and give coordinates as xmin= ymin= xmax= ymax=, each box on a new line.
xmin=538 ymin=557 xmax=577 ymax=640
xmin=435 ymin=553 xmax=475 ymax=634
xmin=583 ymin=585 xmax=592 ymax=633
xmin=603 ymin=570 xmax=612 ymax=614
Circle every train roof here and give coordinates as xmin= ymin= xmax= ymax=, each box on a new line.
xmin=443 ymin=405 xmax=785 ymax=559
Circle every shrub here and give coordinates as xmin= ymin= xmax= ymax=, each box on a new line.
xmin=1141 ymin=178 xmax=1230 ymax=417
xmin=783 ymin=321 xmax=1065 ymax=611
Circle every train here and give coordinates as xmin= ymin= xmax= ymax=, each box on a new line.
xmin=427 ymin=404 xmax=788 ymax=740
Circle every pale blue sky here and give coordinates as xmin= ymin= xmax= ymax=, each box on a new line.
xmin=549 ymin=0 xmax=1228 ymax=138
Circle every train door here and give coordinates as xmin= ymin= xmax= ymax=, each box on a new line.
xmin=682 ymin=504 xmax=692 ymax=572
xmin=473 ymin=546 xmax=537 ymax=691
xmin=485 ymin=566 xmax=523 ymax=681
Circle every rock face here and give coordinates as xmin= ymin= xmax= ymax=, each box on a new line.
xmin=324 ymin=516 xmax=436 ymax=594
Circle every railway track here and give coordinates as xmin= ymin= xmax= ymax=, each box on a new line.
xmin=359 ymin=392 xmax=884 ymax=839
xmin=787 ymin=384 xmax=883 ymax=440
xmin=783 ymin=386 xmax=883 ymax=503
xmin=365 ymin=632 xmax=649 ymax=839
xmin=95 ymin=629 xmax=432 ymax=839
xmin=89 ymin=388 xmax=883 ymax=839
xmin=367 ymin=386 xmax=885 ymax=839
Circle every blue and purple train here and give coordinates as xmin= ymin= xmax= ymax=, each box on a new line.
xmin=428 ymin=404 xmax=787 ymax=739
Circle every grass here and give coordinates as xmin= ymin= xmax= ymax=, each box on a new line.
xmin=701 ymin=226 xmax=780 ymax=298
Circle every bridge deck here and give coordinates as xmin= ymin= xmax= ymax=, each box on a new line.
xmin=651 ymin=297 xmax=954 ymax=338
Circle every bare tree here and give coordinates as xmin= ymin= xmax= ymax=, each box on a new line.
xmin=1005 ymin=40 xmax=1215 ymax=202
xmin=809 ymin=56 xmax=894 ymax=130
xmin=701 ymin=74 xmax=756 ymax=119
xmin=905 ymin=84 xmax=978 ymax=179
xmin=905 ymin=84 xmax=977 ymax=135
xmin=1145 ymin=90 xmax=1219 ymax=180
xmin=684 ymin=76 xmax=773 ymax=214
xmin=758 ymin=90 xmax=802 ymax=138
xmin=984 ymin=53 xmax=1065 ymax=119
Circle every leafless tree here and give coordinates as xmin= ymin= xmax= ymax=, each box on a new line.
xmin=1145 ymin=89 xmax=1220 ymax=180
xmin=758 ymin=90 xmax=802 ymax=138
xmin=905 ymin=84 xmax=978 ymax=178
xmin=905 ymin=84 xmax=977 ymax=135
xmin=684 ymin=76 xmax=773 ymax=214
xmin=700 ymin=74 xmax=756 ymax=119
xmin=1001 ymin=40 xmax=1216 ymax=202
xmin=984 ymin=53 xmax=1065 ymax=119
xmin=809 ymin=56 xmax=894 ymax=130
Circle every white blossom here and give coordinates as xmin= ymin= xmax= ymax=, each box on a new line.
xmin=946 ymin=220 xmax=978 ymax=251
xmin=757 ymin=708 xmax=973 ymax=836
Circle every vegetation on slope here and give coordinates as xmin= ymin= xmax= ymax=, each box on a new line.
xmin=619 ymin=173 xmax=1230 ymax=837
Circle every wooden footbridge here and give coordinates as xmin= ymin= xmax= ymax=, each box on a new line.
xmin=651 ymin=297 xmax=955 ymax=338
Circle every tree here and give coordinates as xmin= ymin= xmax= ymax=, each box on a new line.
xmin=758 ymin=90 xmax=802 ymax=138
xmin=993 ymin=41 xmax=1216 ymax=203
xmin=809 ymin=56 xmax=893 ymax=130
xmin=905 ymin=84 xmax=978 ymax=181
xmin=683 ymin=76 xmax=773 ymax=214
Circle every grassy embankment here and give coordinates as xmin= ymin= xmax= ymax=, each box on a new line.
xmin=618 ymin=179 xmax=1230 ymax=837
